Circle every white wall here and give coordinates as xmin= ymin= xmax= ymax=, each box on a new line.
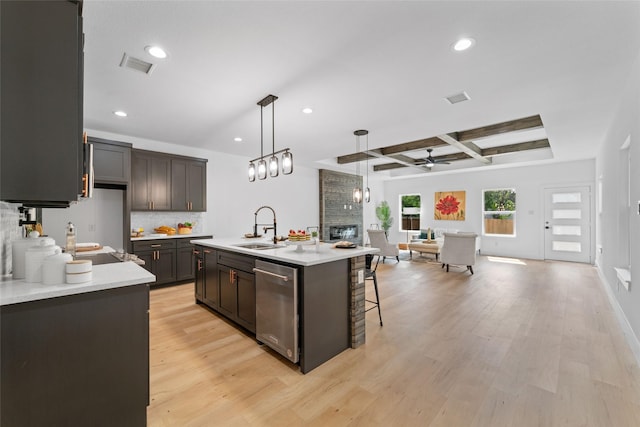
xmin=595 ymin=49 xmax=640 ymax=349
xmin=380 ymin=159 xmax=595 ymax=260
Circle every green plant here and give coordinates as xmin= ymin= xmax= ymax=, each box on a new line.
xmin=375 ymin=201 xmax=394 ymax=233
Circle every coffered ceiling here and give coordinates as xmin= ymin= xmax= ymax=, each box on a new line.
xmin=81 ymin=1 xmax=640 ymax=178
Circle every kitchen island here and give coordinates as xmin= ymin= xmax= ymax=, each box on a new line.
xmin=193 ymin=238 xmax=378 ymax=373
xmin=0 ymin=262 xmax=155 ymax=427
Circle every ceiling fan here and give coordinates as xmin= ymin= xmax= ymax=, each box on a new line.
xmin=416 ymin=148 xmax=451 ymax=169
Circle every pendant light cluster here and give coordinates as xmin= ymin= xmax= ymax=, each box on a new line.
xmin=248 ymin=94 xmax=293 ymax=182
xmin=353 ymin=129 xmax=371 ymax=203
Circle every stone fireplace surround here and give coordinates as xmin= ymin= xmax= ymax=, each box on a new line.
xmin=318 ymin=170 xmax=364 ymax=245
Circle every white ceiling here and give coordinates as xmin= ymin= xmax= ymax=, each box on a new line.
xmin=82 ymin=1 xmax=640 ymax=177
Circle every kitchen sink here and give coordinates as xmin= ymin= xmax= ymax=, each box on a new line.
xmin=233 ymin=242 xmax=284 ymax=250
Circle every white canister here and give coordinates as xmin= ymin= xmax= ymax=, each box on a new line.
xmin=42 ymin=248 xmax=73 ymax=285
xmin=66 ymin=260 xmax=93 ymax=284
xmin=24 ymin=240 xmax=59 ymax=283
xmin=12 ymin=231 xmax=55 ymax=279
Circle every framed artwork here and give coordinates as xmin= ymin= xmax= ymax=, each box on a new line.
xmin=434 ymin=190 xmax=465 ymax=221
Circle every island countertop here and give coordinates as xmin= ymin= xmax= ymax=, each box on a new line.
xmin=0 ymin=261 xmax=156 ymax=306
xmin=192 ymin=238 xmax=378 ymax=267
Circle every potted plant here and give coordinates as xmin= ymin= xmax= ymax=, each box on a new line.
xmin=375 ymin=201 xmax=394 ymax=235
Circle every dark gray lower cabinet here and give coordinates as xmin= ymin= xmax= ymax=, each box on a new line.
xmin=134 ymin=237 xmax=211 ymax=286
xmin=133 ymin=240 xmax=177 ymax=286
xmin=195 ymin=247 xmax=218 ymax=307
xmin=1 ymin=284 xmax=150 ymax=427
xmin=177 ymin=244 xmax=196 ymax=281
xmin=195 ymin=247 xmax=255 ymax=334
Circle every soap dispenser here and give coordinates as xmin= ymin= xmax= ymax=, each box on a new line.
xmin=65 ymin=222 xmax=76 ymax=256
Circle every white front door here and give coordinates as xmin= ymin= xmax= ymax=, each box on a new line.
xmin=544 ymin=186 xmax=591 ymax=263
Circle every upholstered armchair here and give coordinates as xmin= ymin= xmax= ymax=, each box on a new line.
xmin=367 ymin=229 xmax=399 ymax=263
xmin=440 ymin=232 xmax=478 ymax=274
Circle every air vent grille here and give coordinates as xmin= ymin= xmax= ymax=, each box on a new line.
xmin=119 ymin=53 xmax=155 ymax=75
xmin=445 ymin=91 xmax=471 ymax=105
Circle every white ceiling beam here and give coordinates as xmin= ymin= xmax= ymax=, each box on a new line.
xmin=437 ymin=134 xmax=492 ymax=164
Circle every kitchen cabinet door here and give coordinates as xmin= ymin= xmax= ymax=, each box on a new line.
xmin=235 ymin=269 xmax=256 ymax=333
xmin=194 ymin=249 xmax=204 ymax=302
xmin=153 ymin=248 xmax=176 ymax=285
xmin=131 ymin=150 xmax=171 ymax=211
xmin=216 ymin=265 xmax=255 ymax=333
xmin=0 ymin=0 xmax=83 ymax=207
xmin=203 ymin=248 xmax=218 ymax=308
xmin=171 ymin=159 xmax=207 ymax=212
xmin=176 ymin=245 xmax=195 ymax=281
xmin=91 ymin=137 xmax=131 ymax=185
xmin=217 ymin=265 xmax=237 ymax=319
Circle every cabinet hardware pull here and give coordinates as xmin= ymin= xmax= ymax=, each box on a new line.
xmin=193 ymin=249 xmax=200 ymax=255
xmin=197 ymin=259 xmax=202 ymax=271
xmin=151 ymin=244 xmax=161 ymax=248
xmin=156 ymin=250 xmax=160 ymax=259
xmin=204 ymin=249 xmax=212 ymax=254
xmin=252 ymin=268 xmax=289 ymax=281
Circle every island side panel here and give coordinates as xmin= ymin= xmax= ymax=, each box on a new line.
xmin=299 ymin=259 xmax=350 ymax=373
xmin=351 ymin=255 xmax=366 ymax=348
xmin=0 ymin=284 xmax=150 ymax=427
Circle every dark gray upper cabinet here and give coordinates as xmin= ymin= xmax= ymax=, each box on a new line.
xmin=90 ymin=137 xmax=132 ymax=185
xmin=0 ymin=0 xmax=83 ymax=207
xmin=171 ymin=158 xmax=207 ymax=212
xmin=131 ymin=150 xmax=172 ymax=211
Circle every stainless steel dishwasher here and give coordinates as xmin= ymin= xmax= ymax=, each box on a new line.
xmin=254 ymin=259 xmax=299 ymax=363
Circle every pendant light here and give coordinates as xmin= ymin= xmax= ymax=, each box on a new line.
xmin=363 ymin=130 xmax=371 ymax=203
xmin=353 ymin=130 xmax=368 ymax=204
xmin=247 ymin=94 xmax=293 ymax=182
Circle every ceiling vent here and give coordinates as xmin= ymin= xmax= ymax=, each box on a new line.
xmin=445 ymin=91 xmax=470 ymax=105
xmin=119 ymin=53 xmax=155 ymax=75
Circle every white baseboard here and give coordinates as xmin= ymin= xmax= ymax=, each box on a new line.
xmin=595 ymin=264 xmax=640 ymax=367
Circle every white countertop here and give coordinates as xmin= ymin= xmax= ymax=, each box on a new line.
xmin=192 ymin=238 xmax=378 ymax=267
xmin=131 ymin=232 xmax=212 ymax=241
xmin=0 ymin=261 xmax=156 ymax=306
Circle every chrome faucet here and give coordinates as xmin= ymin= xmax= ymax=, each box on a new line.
xmin=254 ymin=205 xmax=277 ymax=244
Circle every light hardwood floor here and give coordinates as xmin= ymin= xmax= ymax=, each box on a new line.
xmin=148 ymin=255 xmax=640 ymax=426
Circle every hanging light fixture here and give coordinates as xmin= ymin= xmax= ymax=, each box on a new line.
xmin=362 ymin=130 xmax=371 ymax=202
xmin=353 ymin=129 xmax=368 ymax=204
xmin=247 ymin=94 xmax=293 ymax=182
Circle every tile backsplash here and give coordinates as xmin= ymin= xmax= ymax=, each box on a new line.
xmin=131 ymin=212 xmax=206 ymax=235
xmin=1 ymin=202 xmax=24 ymax=275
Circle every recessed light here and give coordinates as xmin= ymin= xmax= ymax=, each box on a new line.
xmin=452 ymin=37 xmax=475 ymax=52
xmin=302 ymin=107 xmax=313 ymax=114
xmin=145 ymin=45 xmax=167 ymax=59
xmin=234 ymin=137 xmax=243 ymax=142
xmin=113 ymin=110 xmax=127 ymax=117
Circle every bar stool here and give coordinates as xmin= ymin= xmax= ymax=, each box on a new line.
xmin=365 ymin=254 xmax=383 ymax=326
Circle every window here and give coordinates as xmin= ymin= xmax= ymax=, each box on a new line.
xmin=400 ymin=194 xmax=421 ymax=231
xmin=483 ymin=189 xmax=516 ymax=236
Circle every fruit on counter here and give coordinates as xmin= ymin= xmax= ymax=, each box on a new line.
xmin=178 ymin=222 xmax=193 ymax=229
xmin=288 ymin=229 xmax=310 ymax=241
xmin=154 ymin=225 xmax=176 ymax=235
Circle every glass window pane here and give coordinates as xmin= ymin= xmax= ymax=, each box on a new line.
xmin=552 ymin=209 xmax=581 ymax=219
xmin=552 ymin=241 xmax=582 ymax=252
xmin=552 ymin=225 xmax=581 ymax=236
xmin=552 ymin=192 xmax=581 ymax=203
xmin=401 ymin=194 xmax=421 ymax=231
